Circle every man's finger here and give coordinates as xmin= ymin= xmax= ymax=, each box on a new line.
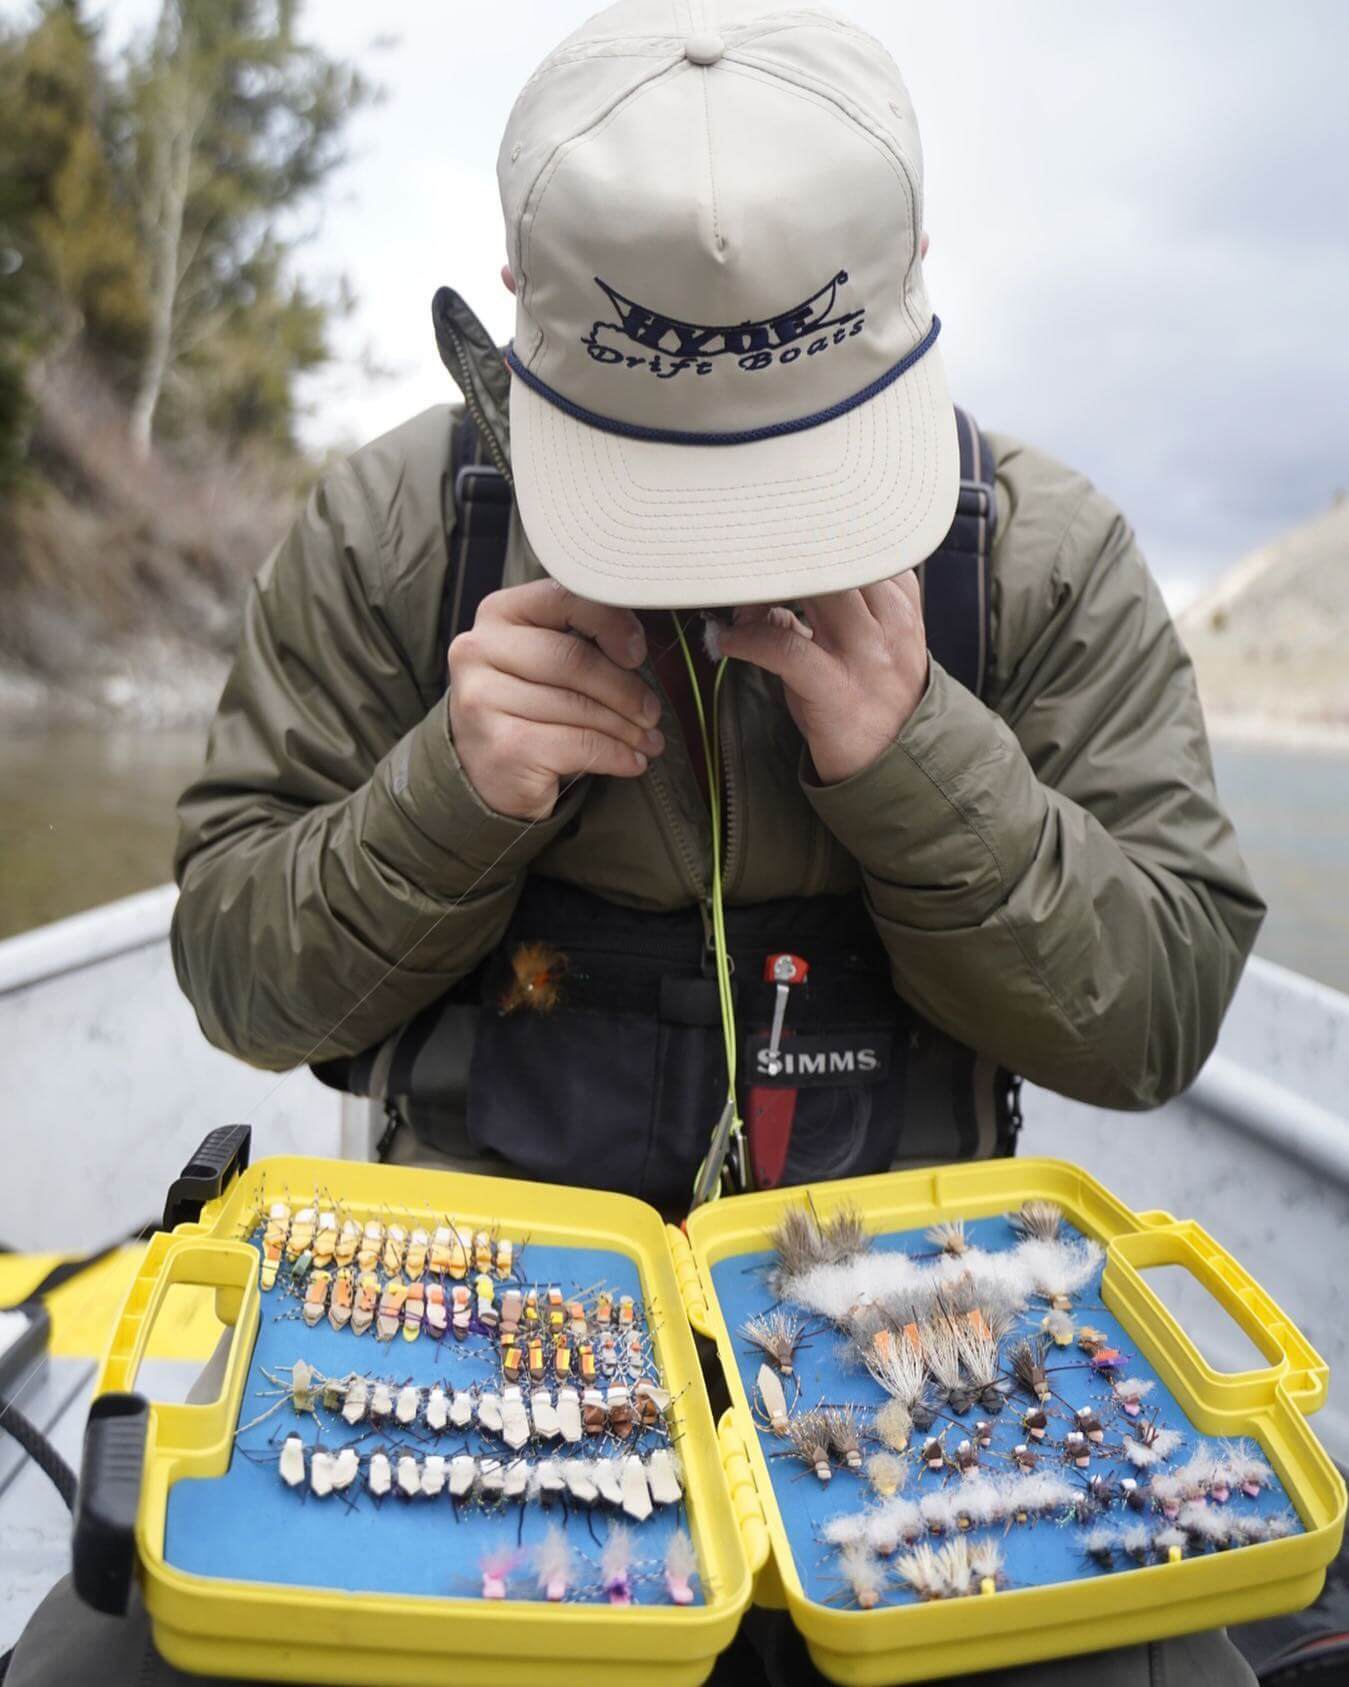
xmin=471 ymin=623 xmax=661 ymax=726
xmin=522 ymin=721 xmax=651 ymax=782
xmin=798 ymin=588 xmax=877 ymax=650
xmin=859 ymin=571 xmax=924 ymax=632
xmin=479 ymin=578 xmax=648 ymax=669
xmin=481 ymin=671 xmax=664 ymax=756
xmin=731 ymin=604 xmax=814 ymax=640
xmin=716 ymin=616 xmax=836 ymax=699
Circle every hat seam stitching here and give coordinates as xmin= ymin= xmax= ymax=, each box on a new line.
xmin=522 ymin=366 xmax=944 ymax=570
xmin=564 ymin=375 xmax=925 ymax=544
xmin=699 ymin=44 xmax=725 ymax=255
xmin=597 ymin=398 xmax=877 ymax=511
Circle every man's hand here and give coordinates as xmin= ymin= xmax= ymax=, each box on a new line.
xmin=448 ymin=580 xmax=664 ymax=820
xmin=717 ymin=575 xmax=928 ymax=785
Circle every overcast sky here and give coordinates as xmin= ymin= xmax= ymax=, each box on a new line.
xmin=62 ymin=3 xmax=1349 ymax=603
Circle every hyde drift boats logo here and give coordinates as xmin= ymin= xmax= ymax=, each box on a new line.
xmin=581 ymin=270 xmax=865 ymax=381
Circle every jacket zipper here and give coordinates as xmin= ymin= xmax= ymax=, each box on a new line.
xmin=641 ymin=652 xmax=710 ymax=902
xmin=440 ymin=313 xmax=513 ymax=487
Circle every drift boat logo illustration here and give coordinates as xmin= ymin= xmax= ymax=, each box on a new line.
xmin=581 ymin=269 xmax=865 ymax=380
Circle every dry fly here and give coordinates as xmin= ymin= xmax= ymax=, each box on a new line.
xmin=1123 ymin=1415 xmax=1184 ymax=1469
xmin=740 ymin=1310 xmax=806 ymax=1375
xmin=1009 ymin=1200 xmax=1063 ymax=1244
xmin=953 ymin=1308 xmax=1011 ymax=1411
xmin=866 ymin=1451 xmax=906 ymax=1498
xmin=1007 ymin=1335 xmax=1052 ymax=1402
xmin=969 ymin=1539 xmax=1005 ymax=1594
xmin=664 ymin=1529 xmax=699 ymax=1606
xmin=788 ymin=1409 xmax=834 ymax=1483
xmin=937 ymin=1536 xmax=975 ymax=1597
xmin=895 ymin=1542 xmax=945 ymax=1601
xmin=819 ymin=1203 xmax=871 ymax=1265
xmin=865 ymin=1329 xmax=927 ymax=1412
xmin=534 ymin=1523 xmax=573 ymax=1603
xmin=498 ymin=942 xmax=568 ymax=1016
xmin=822 ymin=1405 xmax=863 ymax=1471
xmin=919 ymin=1315 xmax=968 ymax=1410
xmin=838 ymin=1542 xmax=886 ymax=1610
xmin=1112 ymin=1376 xmax=1155 ymax=1417
xmin=770 ymin=1206 xmax=831 ymax=1286
xmin=925 ymin=1219 xmax=970 ymax=1257
xmin=872 ymin=1398 xmax=913 ymax=1454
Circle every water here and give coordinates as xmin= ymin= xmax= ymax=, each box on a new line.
xmin=0 ymin=723 xmax=206 ymax=939
xmin=0 ymin=724 xmax=1346 ymax=996
xmin=1210 ymin=743 xmax=1349 ymax=996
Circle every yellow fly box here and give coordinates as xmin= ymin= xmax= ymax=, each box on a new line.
xmin=679 ymin=1156 xmax=1347 ymax=1683
xmin=78 ymin=1132 xmax=1345 ymax=1686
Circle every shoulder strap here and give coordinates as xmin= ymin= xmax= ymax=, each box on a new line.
xmin=440 ymin=412 xmax=513 ymax=660
xmin=916 ymin=406 xmax=998 ymax=700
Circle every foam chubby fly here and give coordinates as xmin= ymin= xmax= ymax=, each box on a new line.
xmin=754 ymin=1363 xmax=792 ymax=1436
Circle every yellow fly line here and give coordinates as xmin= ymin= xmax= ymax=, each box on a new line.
xmin=671 ymin=616 xmax=744 ymax=1208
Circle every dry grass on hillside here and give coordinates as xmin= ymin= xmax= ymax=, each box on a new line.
xmin=1 ymin=359 xmax=301 ymax=683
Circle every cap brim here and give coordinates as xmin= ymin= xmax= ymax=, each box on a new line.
xmin=510 ymin=340 xmax=959 ymax=610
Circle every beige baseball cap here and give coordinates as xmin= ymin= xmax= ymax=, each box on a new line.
xmin=498 ymin=1 xmax=957 ymax=609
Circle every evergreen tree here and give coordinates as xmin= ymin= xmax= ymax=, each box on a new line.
xmin=0 ymin=0 xmax=146 ymax=476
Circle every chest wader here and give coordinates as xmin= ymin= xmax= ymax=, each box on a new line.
xmin=315 ymin=404 xmax=1021 ymax=1214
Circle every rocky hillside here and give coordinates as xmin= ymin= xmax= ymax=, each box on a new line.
xmin=1181 ymin=496 xmax=1349 ymax=745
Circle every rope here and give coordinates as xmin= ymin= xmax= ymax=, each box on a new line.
xmin=0 ymin=1393 xmax=78 ymax=1512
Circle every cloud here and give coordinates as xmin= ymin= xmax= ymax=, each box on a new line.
xmin=78 ymin=0 xmax=1349 ymax=592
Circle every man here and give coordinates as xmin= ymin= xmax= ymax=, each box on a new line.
xmin=168 ymin=7 xmax=1262 ymax=1212
xmin=10 ymin=4 xmax=1265 ymax=1684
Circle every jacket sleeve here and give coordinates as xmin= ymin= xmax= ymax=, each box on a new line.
xmin=171 ymin=454 xmax=580 ymax=1072
xmin=803 ymin=465 xmax=1266 ymax=1110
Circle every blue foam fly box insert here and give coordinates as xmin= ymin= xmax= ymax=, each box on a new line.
xmin=165 ymin=1239 xmax=699 ymax=1605
xmin=709 ymin=1214 xmax=1302 ymax=1608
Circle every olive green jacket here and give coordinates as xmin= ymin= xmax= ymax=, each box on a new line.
xmin=172 ymin=291 xmax=1264 ymax=1110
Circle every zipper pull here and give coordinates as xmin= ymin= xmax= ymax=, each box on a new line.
xmin=700 ymin=900 xmax=736 ymax=980
xmin=761 ymin=953 xmax=809 ymax=1076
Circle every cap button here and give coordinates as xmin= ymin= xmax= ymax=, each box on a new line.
xmin=684 ymin=33 xmax=724 ymax=66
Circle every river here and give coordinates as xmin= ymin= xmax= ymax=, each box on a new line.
xmin=1 ymin=723 xmax=1346 ymax=995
